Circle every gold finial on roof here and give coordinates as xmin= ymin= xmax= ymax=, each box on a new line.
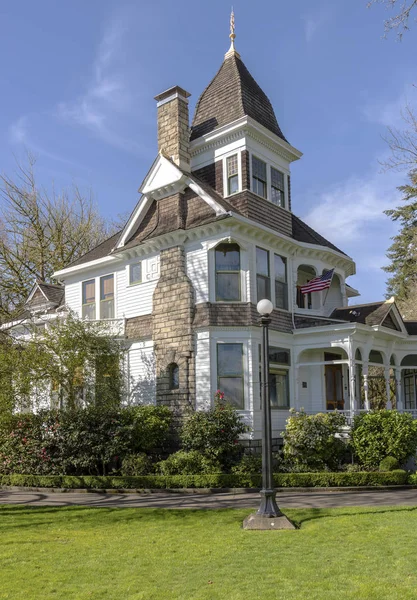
xmin=230 ymin=8 xmax=236 ymax=42
xmin=225 ymin=7 xmax=240 ymax=59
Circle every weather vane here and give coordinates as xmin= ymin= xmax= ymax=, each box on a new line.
xmin=225 ymin=7 xmax=239 ymax=57
xmin=230 ymin=8 xmax=236 ymax=43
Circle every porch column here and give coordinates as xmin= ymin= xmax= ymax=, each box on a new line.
xmin=348 ymin=357 xmax=356 ymax=414
xmin=294 ymin=364 xmax=300 ymax=410
xmin=363 ymin=362 xmax=370 ymax=411
xmin=385 ymin=367 xmax=392 ymax=410
xmin=396 ymin=369 xmax=403 ymax=411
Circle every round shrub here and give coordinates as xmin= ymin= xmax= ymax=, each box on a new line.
xmin=157 ymin=451 xmax=221 ymax=475
xmin=379 ymin=456 xmax=400 ymax=472
xmin=351 ymin=410 xmax=417 ymax=469
xmin=181 ymin=395 xmax=248 ymax=470
xmin=121 ymin=453 xmax=153 ymax=476
xmin=282 ymin=409 xmax=347 ymax=472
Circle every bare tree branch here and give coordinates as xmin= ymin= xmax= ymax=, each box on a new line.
xmin=368 ymin=0 xmax=417 ymax=39
xmin=0 ymin=156 xmax=116 ymax=322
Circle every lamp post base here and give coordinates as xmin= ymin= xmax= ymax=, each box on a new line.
xmin=242 ymin=513 xmax=295 ymax=530
xmin=242 ymin=489 xmax=295 ymax=530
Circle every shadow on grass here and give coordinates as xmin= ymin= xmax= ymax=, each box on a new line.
xmin=288 ymin=505 xmax=417 ymax=528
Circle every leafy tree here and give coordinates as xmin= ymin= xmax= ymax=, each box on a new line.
xmin=0 ymin=312 xmax=125 ymax=419
xmin=0 ymin=156 xmax=115 ymax=322
xmin=383 ymin=172 xmax=417 ymax=315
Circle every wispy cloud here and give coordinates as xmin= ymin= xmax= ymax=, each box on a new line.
xmin=8 ymin=115 xmax=81 ymax=168
xmin=362 ymin=84 xmax=417 ymax=128
xmin=302 ymin=168 xmax=402 ymax=245
xmin=303 ymin=10 xmax=330 ymax=43
xmin=300 ymin=166 xmax=403 ymax=301
xmin=57 ymin=15 xmax=142 ymax=154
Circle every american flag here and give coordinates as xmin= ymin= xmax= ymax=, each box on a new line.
xmin=300 ymin=269 xmax=334 ymax=295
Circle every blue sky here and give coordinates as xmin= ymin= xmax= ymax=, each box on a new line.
xmin=1 ymin=0 xmax=417 ymax=303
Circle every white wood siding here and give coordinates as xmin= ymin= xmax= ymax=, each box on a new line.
xmin=186 ymin=243 xmax=209 ymax=304
xmin=128 ymin=342 xmax=156 ymax=405
xmin=195 ymin=331 xmax=211 ymax=411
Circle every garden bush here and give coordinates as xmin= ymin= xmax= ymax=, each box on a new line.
xmin=282 ymin=409 xmax=347 ymax=471
xmin=351 ymin=410 xmax=417 ymax=468
xmin=157 ymin=450 xmax=221 ymax=475
xmin=379 ymin=456 xmax=400 ymax=472
xmin=121 ymin=453 xmax=153 ymax=476
xmin=231 ymin=453 xmax=263 ymax=475
xmin=0 ymin=405 xmax=173 ymax=476
xmin=181 ymin=392 xmax=248 ymax=469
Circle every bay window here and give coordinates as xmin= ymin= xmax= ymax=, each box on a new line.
xmin=271 ymin=167 xmax=285 ymax=207
xmin=215 ymin=243 xmax=241 ymax=301
xmin=226 ymin=154 xmax=239 ymax=195
xmin=252 ymin=156 xmax=267 ymax=198
xmin=217 ymin=343 xmax=244 ymax=409
xmin=256 ymin=247 xmax=270 ymax=301
xmin=274 ymin=254 xmax=288 ymax=310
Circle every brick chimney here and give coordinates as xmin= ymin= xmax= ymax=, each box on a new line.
xmin=154 ymin=86 xmax=191 ymax=173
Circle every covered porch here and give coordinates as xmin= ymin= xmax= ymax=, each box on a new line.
xmin=292 ymin=329 xmax=417 ymax=424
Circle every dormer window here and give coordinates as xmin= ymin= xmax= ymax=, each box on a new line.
xmin=252 ymin=156 xmax=267 ymax=199
xmin=271 ymin=167 xmax=285 ymax=207
xmin=215 ymin=243 xmax=241 ymax=301
xmin=226 ymin=154 xmax=239 ymax=195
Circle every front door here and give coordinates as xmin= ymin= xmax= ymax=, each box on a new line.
xmin=325 ymin=364 xmax=344 ymax=410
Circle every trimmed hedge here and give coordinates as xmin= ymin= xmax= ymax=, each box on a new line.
xmin=0 ymin=470 xmax=409 ymax=489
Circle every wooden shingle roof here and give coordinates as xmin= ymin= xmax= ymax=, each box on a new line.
xmin=190 ymin=53 xmax=287 ymax=142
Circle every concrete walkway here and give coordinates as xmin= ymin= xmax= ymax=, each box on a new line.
xmin=2 ymin=488 xmax=417 ymax=509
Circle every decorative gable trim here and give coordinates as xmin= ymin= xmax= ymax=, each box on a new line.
xmin=381 ymin=300 xmax=408 ymax=335
xmin=117 ymin=154 xmax=228 ymax=250
xmin=26 ymin=282 xmax=49 ymax=305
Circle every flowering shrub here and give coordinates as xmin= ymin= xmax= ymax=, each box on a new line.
xmin=351 ymin=410 xmax=417 ymax=468
xmin=0 ymin=405 xmax=172 ymax=476
xmin=181 ymin=392 xmax=248 ymax=470
xmin=282 ymin=409 xmax=347 ymax=472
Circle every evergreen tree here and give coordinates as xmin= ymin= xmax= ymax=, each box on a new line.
xmin=383 ymin=172 xmax=417 ymax=316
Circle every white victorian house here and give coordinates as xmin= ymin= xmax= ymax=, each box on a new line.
xmin=7 ymin=35 xmax=417 ymax=441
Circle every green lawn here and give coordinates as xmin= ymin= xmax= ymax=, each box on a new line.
xmin=1 ymin=505 xmax=417 ymax=599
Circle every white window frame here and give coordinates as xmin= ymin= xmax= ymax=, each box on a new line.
xmin=82 ymin=278 xmax=96 ymax=320
xmin=249 ymin=152 xmax=289 ymax=210
xmin=250 ymin=154 xmax=268 ymax=200
xmin=81 ymin=272 xmax=117 ymax=321
xmin=207 ymin=237 xmax=249 ymax=303
xmin=222 ymin=149 xmax=243 ymax=198
xmin=129 ymin=261 xmax=142 ymax=286
xmin=100 ymin=273 xmax=115 ymax=320
xmin=251 ymin=244 xmax=290 ymax=312
xmin=211 ymin=335 xmax=250 ymax=411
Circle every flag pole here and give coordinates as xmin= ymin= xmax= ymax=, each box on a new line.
xmin=322 ymin=269 xmax=335 ymax=307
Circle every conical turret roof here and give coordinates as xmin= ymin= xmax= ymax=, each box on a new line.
xmin=190 ymin=53 xmax=287 ymax=142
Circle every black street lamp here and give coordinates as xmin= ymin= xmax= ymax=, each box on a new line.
xmin=243 ymin=299 xmax=294 ymax=530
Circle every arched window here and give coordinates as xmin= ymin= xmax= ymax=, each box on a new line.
xmin=168 ymin=363 xmax=179 ymax=390
xmin=215 ymin=243 xmax=241 ymax=301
